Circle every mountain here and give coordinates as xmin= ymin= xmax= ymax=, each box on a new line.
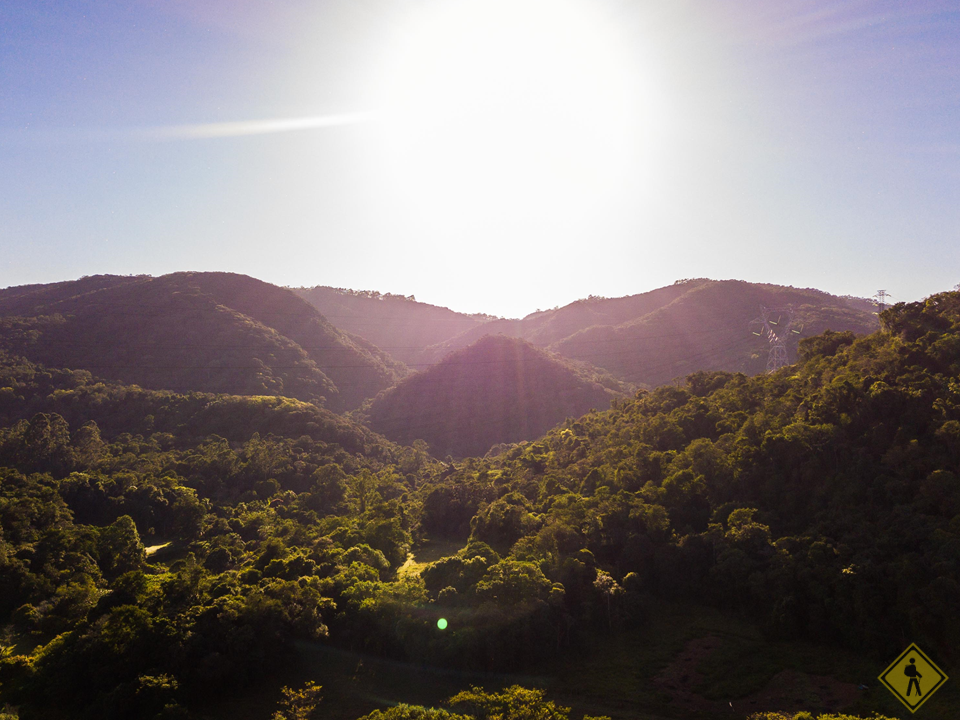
xmin=293 ymin=286 xmax=495 ymax=365
xmin=551 ymin=279 xmax=878 ymax=386
xmin=418 ymin=279 xmax=878 ymax=386
xmin=0 ymin=272 xmax=405 ymax=411
xmin=362 ymin=335 xmax=626 ymax=458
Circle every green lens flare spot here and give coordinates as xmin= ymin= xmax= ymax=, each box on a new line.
xmin=437 ymin=618 xmax=448 ymax=630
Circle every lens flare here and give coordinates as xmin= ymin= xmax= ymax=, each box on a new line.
xmin=142 ymin=112 xmax=375 ymax=140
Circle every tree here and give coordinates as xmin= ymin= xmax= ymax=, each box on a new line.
xmin=359 ymin=707 xmax=468 ymax=720
xmin=2 ymin=413 xmax=74 ymax=475
xmin=474 ymin=560 xmax=553 ymax=606
xmin=271 ymin=681 xmax=322 ymax=720
xmin=97 ymin=515 xmax=145 ymax=580
xmin=447 ymin=686 xmax=571 ymax=720
xmin=593 ymin=570 xmax=622 ymax=631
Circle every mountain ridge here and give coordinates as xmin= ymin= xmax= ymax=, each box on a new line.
xmin=415 ymin=279 xmax=878 ymax=385
xmin=0 ymin=272 xmax=406 ymax=411
xmin=293 ymin=285 xmax=495 ymax=365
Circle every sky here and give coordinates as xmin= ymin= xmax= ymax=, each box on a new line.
xmin=1 ymin=0 xmax=958 ymax=318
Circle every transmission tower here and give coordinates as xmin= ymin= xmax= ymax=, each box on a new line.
xmin=874 ymin=289 xmax=889 ymax=313
xmin=750 ymin=305 xmax=800 ymax=373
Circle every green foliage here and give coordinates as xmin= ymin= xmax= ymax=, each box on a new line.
xmin=0 ymin=412 xmax=74 ymax=474
xmin=422 ymin=554 xmax=492 ymax=598
xmin=470 ymin=493 xmax=540 ymax=553
xmin=0 ymin=354 xmax=427 ymax=716
xmin=358 ymin=706 xmax=469 ymax=720
xmin=474 ymin=560 xmax=553 ymax=605
xmin=96 ymin=515 xmax=145 ymax=579
xmin=271 ymin=681 xmax=323 ymax=720
xmin=355 ymin=687 xmax=612 ymax=720
xmin=798 ymin=330 xmax=857 ymax=362
xmin=447 ymin=686 xmax=570 ymax=720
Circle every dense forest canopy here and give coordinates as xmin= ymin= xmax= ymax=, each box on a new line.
xmin=0 ymin=288 xmax=956 ymax=720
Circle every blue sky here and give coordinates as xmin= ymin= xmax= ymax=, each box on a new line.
xmin=1 ymin=0 xmax=958 ymax=317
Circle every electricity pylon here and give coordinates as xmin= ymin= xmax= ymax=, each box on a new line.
xmin=750 ymin=305 xmax=801 ymax=373
xmin=874 ymin=290 xmax=889 ymax=313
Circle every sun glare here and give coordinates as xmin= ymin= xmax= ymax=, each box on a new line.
xmin=372 ymin=0 xmax=656 ymax=235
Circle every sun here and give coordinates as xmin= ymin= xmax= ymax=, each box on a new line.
xmin=371 ymin=0 xmax=659 ymax=236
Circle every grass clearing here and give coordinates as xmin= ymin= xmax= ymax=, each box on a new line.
xmin=399 ymin=538 xmax=466 ymax=579
xmin=144 ymin=541 xmax=172 ymax=556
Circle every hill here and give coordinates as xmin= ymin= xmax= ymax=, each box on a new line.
xmin=363 ymin=335 xmax=626 ymax=458
xmin=552 ymin=279 xmax=878 ymax=385
xmin=0 ymin=272 xmax=406 ymax=411
xmin=293 ymin=286 xmax=495 ymax=365
xmin=417 ymin=280 xmax=878 ymax=385
xmin=0 ymin=351 xmax=431 ymax=718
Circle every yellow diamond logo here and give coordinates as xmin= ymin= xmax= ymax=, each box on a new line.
xmin=878 ymin=643 xmax=948 ymax=713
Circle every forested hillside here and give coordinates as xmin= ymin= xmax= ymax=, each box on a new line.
xmin=552 ymin=280 xmax=877 ymax=385
xmin=363 ymin=336 xmax=627 ymax=459
xmin=293 ymin=286 xmax=494 ymax=366
xmin=0 ymin=351 xmax=424 ymax=719
xmin=0 ymin=273 xmax=405 ymax=411
xmin=0 ymin=290 xmax=957 ymax=720
xmin=417 ymin=280 xmax=877 ymax=386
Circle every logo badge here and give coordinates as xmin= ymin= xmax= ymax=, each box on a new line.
xmin=878 ymin=643 xmax=948 ymax=713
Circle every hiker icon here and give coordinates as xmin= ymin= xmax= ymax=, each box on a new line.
xmin=878 ymin=643 xmax=947 ymax=711
xmin=905 ymin=658 xmax=922 ymax=696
